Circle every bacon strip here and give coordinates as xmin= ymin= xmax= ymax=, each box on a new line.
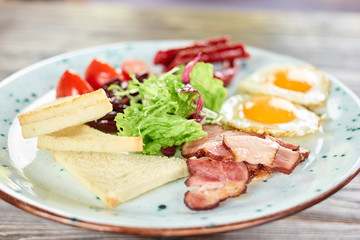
xmin=184 ymin=157 xmax=249 ymax=211
xmin=300 ymin=147 xmax=311 ymax=162
xmin=182 ymin=125 xmax=310 ymax=210
xmin=269 ymin=145 xmax=301 ymax=174
xmin=223 ymin=134 xmax=304 ymax=174
xmin=245 ymin=163 xmax=271 ymax=182
xmin=182 ymin=125 xmax=309 ymax=173
xmin=223 ymin=135 xmax=279 ymax=166
xmin=181 ymin=125 xmax=236 ymax=161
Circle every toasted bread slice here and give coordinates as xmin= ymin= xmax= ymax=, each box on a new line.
xmin=18 ymin=89 xmax=108 ymax=125
xmin=53 ymin=151 xmax=188 ymax=207
xmin=18 ymin=89 xmax=112 ymax=139
xmin=37 ymin=124 xmax=143 ymax=152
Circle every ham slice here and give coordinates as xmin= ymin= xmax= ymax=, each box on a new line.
xmin=184 ymin=157 xmax=249 ymax=210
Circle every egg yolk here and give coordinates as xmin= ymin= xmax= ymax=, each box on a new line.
xmin=268 ymin=68 xmax=313 ymax=92
xmin=243 ymin=96 xmax=296 ymax=124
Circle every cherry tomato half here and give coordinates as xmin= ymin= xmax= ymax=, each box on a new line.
xmin=85 ymin=58 xmax=119 ymax=90
xmin=121 ymin=59 xmax=150 ymax=81
xmin=56 ymin=69 xmax=93 ymax=98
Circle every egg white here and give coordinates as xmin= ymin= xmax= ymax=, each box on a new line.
xmin=237 ymin=64 xmax=330 ymax=107
xmin=221 ymin=94 xmax=322 ymax=137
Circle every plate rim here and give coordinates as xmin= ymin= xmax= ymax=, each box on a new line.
xmin=1 ymin=40 xmax=360 ymax=236
xmin=1 ymin=167 xmax=359 ymax=236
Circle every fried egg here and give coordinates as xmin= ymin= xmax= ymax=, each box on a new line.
xmin=221 ymin=94 xmax=322 ymax=137
xmin=237 ymin=64 xmax=330 ymax=107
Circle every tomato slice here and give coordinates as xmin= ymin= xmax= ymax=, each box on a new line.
xmin=85 ymin=58 xmax=119 ymax=90
xmin=56 ymin=69 xmax=93 ymax=98
xmin=121 ymin=59 xmax=150 ymax=81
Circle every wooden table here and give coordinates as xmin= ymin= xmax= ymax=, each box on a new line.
xmin=1 ymin=1 xmax=360 ymax=239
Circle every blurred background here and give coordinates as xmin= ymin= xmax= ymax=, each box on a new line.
xmin=1 ymin=0 xmax=359 ymax=81
xmin=1 ymin=0 xmax=360 ymax=239
xmin=95 ymin=0 xmax=360 ymax=11
xmin=3 ymin=0 xmax=360 ymax=11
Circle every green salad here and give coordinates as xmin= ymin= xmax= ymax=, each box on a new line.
xmin=112 ymin=62 xmax=227 ymax=155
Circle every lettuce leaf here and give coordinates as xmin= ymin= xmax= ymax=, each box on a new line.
xmin=115 ymin=62 xmax=228 ymax=155
xmin=115 ymin=72 xmax=206 ymax=155
xmin=189 ymin=62 xmax=228 ymax=113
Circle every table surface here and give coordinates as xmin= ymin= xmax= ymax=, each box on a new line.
xmin=1 ymin=1 xmax=360 ymax=239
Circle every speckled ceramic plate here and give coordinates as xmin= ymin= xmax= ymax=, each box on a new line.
xmin=1 ymin=41 xmax=360 ymax=236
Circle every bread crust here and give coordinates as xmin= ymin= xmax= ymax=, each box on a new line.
xmin=18 ymin=89 xmax=112 ymax=139
xmin=37 ymin=124 xmax=143 ymax=152
xmin=53 ymin=151 xmax=188 ymax=207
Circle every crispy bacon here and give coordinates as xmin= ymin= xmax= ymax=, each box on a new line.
xmin=300 ymin=147 xmax=311 ymax=162
xmin=274 ymin=138 xmax=300 ymax=151
xmin=184 ymin=157 xmax=249 ymax=210
xmin=224 ymin=134 xmax=304 ymax=175
xmin=223 ymin=135 xmax=279 ymax=166
xmin=245 ymin=163 xmax=271 ymax=182
xmin=182 ymin=125 xmax=310 ymax=210
xmin=181 ymin=124 xmax=237 ymax=161
xmin=182 ymin=125 xmax=309 ymax=174
xmin=268 ymin=144 xmax=301 ymax=174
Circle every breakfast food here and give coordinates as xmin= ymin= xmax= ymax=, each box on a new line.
xmin=18 ymin=89 xmax=112 ymax=139
xmin=185 ymin=157 xmax=249 ymax=211
xmin=237 ymin=64 xmax=330 ymax=107
xmin=113 ymin=60 xmax=228 ymax=155
xmin=153 ymin=36 xmax=250 ymax=86
xmin=16 ymin=37 xmax=327 ymax=211
xmin=220 ymin=94 xmax=322 ymax=137
xmin=182 ymin=124 xmax=310 ymax=210
xmin=37 ymin=124 xmax=143 ymax=153
xmin=53 ymin=151 xmax=188 ymax=207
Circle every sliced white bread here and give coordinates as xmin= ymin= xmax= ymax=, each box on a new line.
xmin=53 ymin=151 xmax=188 ymax=207
xmin=18 ymin=89 xmax=112 ymax=139
xmin=37 ymin=124 xmax=143 ymax=152
xmin=18 ymin=89 xmax=108 ymax=125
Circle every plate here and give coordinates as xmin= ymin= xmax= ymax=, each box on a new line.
xmin=1 ymin=41 xmax=360 ymax=236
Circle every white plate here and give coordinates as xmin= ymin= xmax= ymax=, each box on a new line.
xmin=1 ymin=41 xmax=360 ymax=236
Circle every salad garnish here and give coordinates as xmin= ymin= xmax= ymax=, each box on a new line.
xmin=114 ymin=61 xmax=227 ymax=155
